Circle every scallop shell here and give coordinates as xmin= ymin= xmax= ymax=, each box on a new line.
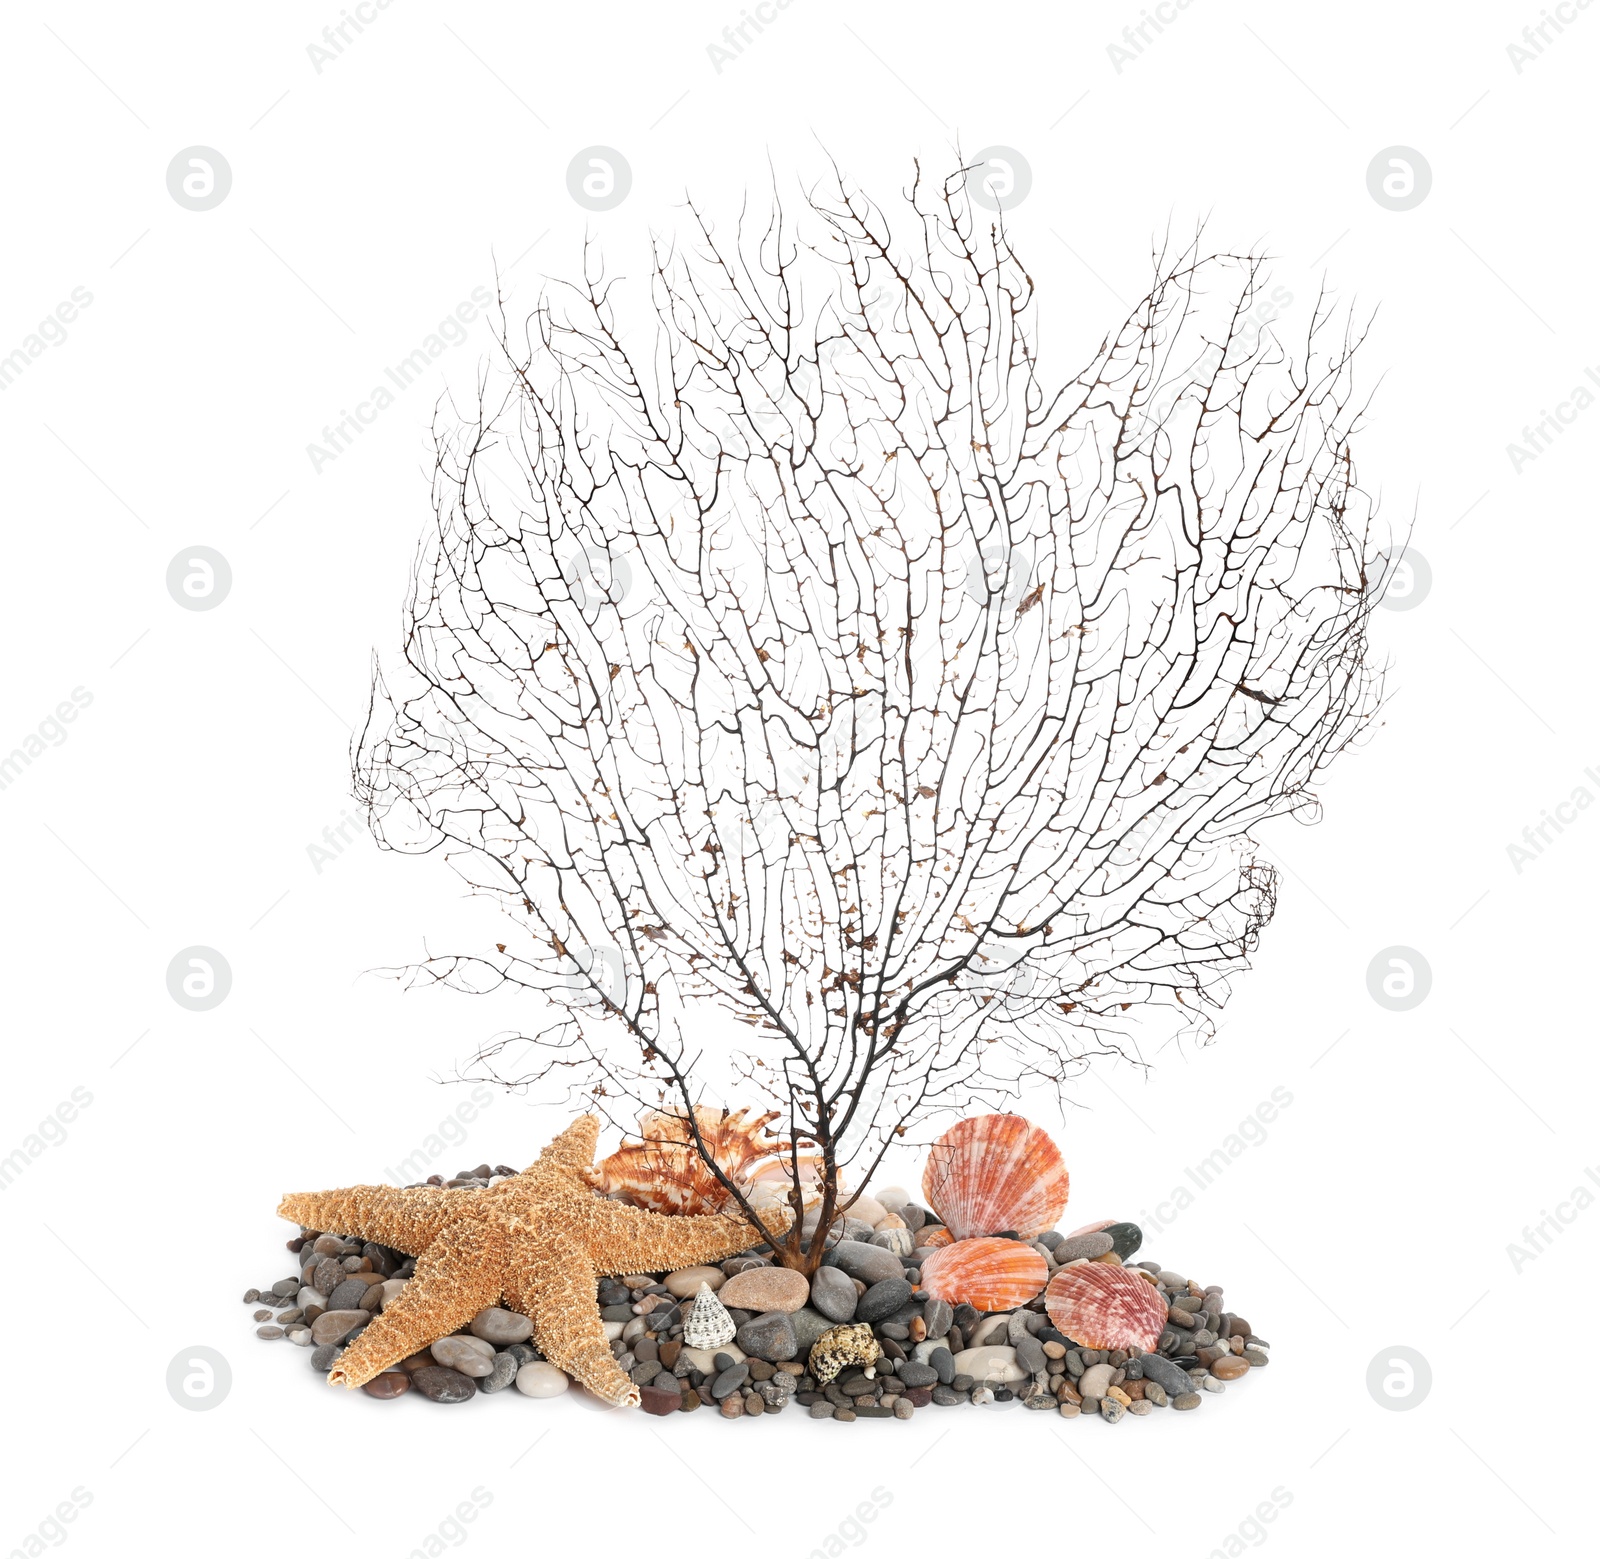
xmin=921 ymin=1115 xmax=1069 ymax=1240
xmin=682 ymin=1281 xmax=736 ymax=1349
xmin=595 ymin=1106 xmax=839 ymax=1216
xmin=919 ymin=1236 xmax=1049 ymax=1312
xmin=1044 ymin=1263 xmax=1167 ymax=1351
xmin=914 ymin=1225 xmax=953 ymax=1250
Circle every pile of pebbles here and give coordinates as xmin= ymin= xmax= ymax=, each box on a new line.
xmin=248 ymin=1164 xmax=1269 ymax=1420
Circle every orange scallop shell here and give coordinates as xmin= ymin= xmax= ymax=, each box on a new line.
xmin=921 ymin=1114 xmax=1069 ymax=1240
xmin=919 ymin=1236 xmax=1049 ymax=1312
xmin=914 ymin=1225 xmax=954 ymax=1249
xmin=1044 ymin=1263 xmax=1166 ymax=1351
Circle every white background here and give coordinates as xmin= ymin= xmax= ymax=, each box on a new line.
xmin=1 ymin=1 xmax=1592 ymax=1554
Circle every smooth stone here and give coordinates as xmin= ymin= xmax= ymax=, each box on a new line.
xmin=514 ymin=1362 xmax=571 ymax=1398
xmin=297 ymin=1286 xmax=323 ymax=1313
xmin=921 ymin=1298 xmax=953 ymax=1339
xmin=1014 ymin=1334 xmax=1048 ymax=1375
xmin=737 ymin=1310 xmax=799 ymax=1362
xmin=412 ymin=1366 xmax=477 ymax=1403
xmin=310 ymin=1344 xmax=342 ymax=1372
xmin=326 ymin=1278 xmax=369 ymax=1311
xmin=639 ymin=1383 xmax=681 ymax=1416
xmin=1079 ymin=1362 xmax=1114 ymax=1399
xmin=1055 ymin=1232 xmax=1115 ymax=1262
xmin=1102 ymin=1222 xmax=1143 ymax=1259
xmin=856 ymin=1277 xmax=914 ymax=1324
xmin=950 ymin=1345 xmax=1026 ymax=1385
xmin=362 ymin=1372 xmax=411 ymax=1399
xmin=1212 ymin=1354 xmax=1251 ymax=1381
xmin=310 ymin=1310 xmax=369 ymax=1347
xmin=469 ymin=1306 xmax=533 ymax=1345
xmin=431 ymin=1337 xmax=494 ymax=1376
xmin=1135 ymin=1352 xmax=1195 ymax=1396
xmin=680 ymin=1343 xmax=746 ymax=1373
xmin=897 ymin=1361 xmax=938 ymax=1388
xmin=478 ymin=1351 xmax=519 ymax=1393
xmin=255 ymin=1325 xmax=284 ymax=1340
xmin=311 ymin=1257 xmax=343 ymax=1295
xmin=843 ymin=1195 xmax=887 ymax=1228
xmin=664 ymin=1265 xmax=725 ymax=1298
xmin=1100 ymin=1396 xmax=1127 ymax=1423
xmin=873 ymin=1186 xmax=910 ymax=1213
xmin=809 ymin=1266 xmax=859 ymax=1323
xmin=711 ymin=1362 xmax=751 ymax=1399
xmin=720 ymin=1266 xmax=810 ymax=1314
xmin=788 ymin=1309 xmax=835 ymax=1357
xmin=824 ymin=1242 xmax=904 ymax=1286
xmin=1172 ymin=1391 xmax=1203 ymax=1410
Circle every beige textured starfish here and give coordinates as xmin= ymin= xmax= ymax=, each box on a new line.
xmin=277 ymin=1115 xmax=789 ymax=1407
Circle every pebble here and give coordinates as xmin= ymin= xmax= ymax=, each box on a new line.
xmin=478 ymin=1351 xmax=519 ymax=1393
xmin=514 ymin=1362 xmax=570 ymax=1398
xmin=711 ymin=1361 xmax=750 ymax=1399
xmin=720 ymin=1393 xmax=745 ymax=1419
xmin=855 ymin=1277 xmax=913 ymax=1324
xmin=256 ymin=1325 xmax=284 ymax=1340
xmin=1058 ymin=1400 xmax=1081 ymax=1418
xmin=809 ymin=1266 xmax=859 ymax=1323
xmin=1212 ymin=1355 xmax=1250 ymax=1381
xmin=1136 ymin=1352 xmax=1195 ymax=1396
xmin=951 ymin=1345 xmax=1027 ymax=1385
xmin=1055 ymin=1231 xmax=1115 ymax=1262
xmin=664 ymin=1266 xmax=725 ymax=1298
xmin=470 ymin=1307 xmax=534 ymax=1345
xmin=788 ymin=1308 xmax=836 ymax=1357
xmin=326 ymin=1278 xmax=370 ymax=1311
xmin=680 ymin=1343 xmax=745 ymax=1373
xmin=363 ymin=1371 xmax=411 ymax=1399
xmin=1014 ymin=1334 xmax=1048 ymax=1376
xmin=309 ymin=1310 xmax=368 ymax=1347
xmin=431 ymin=1337 xmax=495 ymax=1377
xmin=412 ymin=1366 xmax=478 ymax=1403
xmin=638 ymin=1383 xmax=681 ymax=1416
xmin=1100 ymin=1396 xmax=1126 ymax=1423
xmin=736 ymin=1310 xmax=798 ymax=1362
xmin=897 ymin=1361 xmax=938 ymax=1388
xmin=1078 ymin=1362 xmax=1114 ymax=1400
xmin=720 ymin=1266 xmax=810 ymax=1314
xmin=825 ymin=1242 xmax=904 ymax=1286
xmin=1172 ymin=1391 xmax=1203 ymax=1410
xmin=892 ymin=1395 xmax=915 ymax=1419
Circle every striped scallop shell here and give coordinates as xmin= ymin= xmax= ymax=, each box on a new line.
xmin=919 ymin=1236 xmax=1049 ymax=1312
xmin=1044 ymin=1263 xmax=1167 ymax=1351
xmin=921 ymin=1115 xmax=1069 ymax=1240
xmin=914 ymin=1225 xmax=953 ymax=1250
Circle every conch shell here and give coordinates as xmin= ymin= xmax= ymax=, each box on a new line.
xmin=594 ymin=1105 xmax=839 ymax=1217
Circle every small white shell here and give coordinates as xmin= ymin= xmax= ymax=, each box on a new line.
xmin=682 ymin=1281 xmax=736 ymax=1349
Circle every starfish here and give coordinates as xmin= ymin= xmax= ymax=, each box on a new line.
xmin=277 ymin=1114 xmax=791 ymax=1407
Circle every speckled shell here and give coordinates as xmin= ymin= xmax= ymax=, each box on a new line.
xmin=918 ymin=1236 xmax=1049 ymax=1312
xmin=921 ymin=1115 xmax=1069 ymax=1240
xmin=1044 ymin=1263 xmax=1167 ymax=1351
xmin=595 ymin=1107 xmax=807 ymax=1216
xmin=808 ymin=1323 xmax=881 ymax=1385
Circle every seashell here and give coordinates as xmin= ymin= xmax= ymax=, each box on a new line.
xmin=595 ymin=1106 xmax=840 ymax=1217
xmin=918 ymin=1236 xmax=1049 ymax=1312
xmin=808 ymin=1323 xmax=881 ymax=1385
xmin=921 ymin=1115 xmax=1069 ymax=1241
xmin=682 ymin=1281 xmax=737 ymax=1349
xmin=913 ymin=1225 xmax=953 ymax=1250
xmin=1044 ymin=1262 xmax=1167 ymax=1352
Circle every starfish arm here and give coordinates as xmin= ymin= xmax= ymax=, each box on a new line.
xmin=527 ymin=1114 xmax=600 ymax=1177
xmin=583 ymin=1198 xmax=794 ymax=1275
xmin=326 ymin=1214 xmax=506 ymax=1389
xmin=505 ymin=1231 xmax=640 ymax=1408
xmin=277 ymin=1184 xmax=461 ymax=1256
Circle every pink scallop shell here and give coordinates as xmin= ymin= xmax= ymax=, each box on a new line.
xmin=1044 ymin=1263 xmax=1166 ymax=1351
